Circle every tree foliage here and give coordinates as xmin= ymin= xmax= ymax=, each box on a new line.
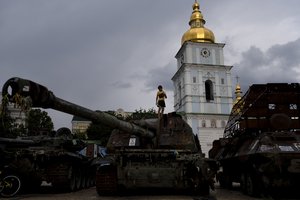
xmin=1 ymin=93 xmax=54 ymax=137
xmin=26 ymin=108 xmax=54 ymax=134
xmin=126 ymin=107 xmax=157 ymax=121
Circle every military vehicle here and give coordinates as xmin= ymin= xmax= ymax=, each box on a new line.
xmin=0 ymin=126 xmax=97 ymax=193
xmin=209 ymin=83 xmax=300 ymax=196
xmin=2 ymin=77 xmax=217 ymax=196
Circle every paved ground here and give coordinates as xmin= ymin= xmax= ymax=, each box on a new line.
xmin=4 ymin=183 xmax=299 ymax=200
xmin=4 ymin=185 xmax=262 ymax=200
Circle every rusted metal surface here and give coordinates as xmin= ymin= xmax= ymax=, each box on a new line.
xmin=0 ymin=129 xmax=97 ymax=193
xmin=225 ymin=83 xmax=300 ymax=137
xmin=209 ymin=83 xmax=300 ymax=197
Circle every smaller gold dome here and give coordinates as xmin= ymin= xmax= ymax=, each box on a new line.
xmin=189 ymin=2 xmax=204 ymax=23
xmin=181 ymin=1 xmax=215 ymax=45
xmin=235 ymin=84 xmax=241 ymax=91
xmin=234 ymin=83 xmax=243 ymax=105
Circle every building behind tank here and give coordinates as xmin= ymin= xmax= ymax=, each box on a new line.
xmin=172 ymin=1 xmax=234 ymax=156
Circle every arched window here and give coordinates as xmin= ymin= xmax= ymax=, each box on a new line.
xmin=205 ymin=80 xmax=214 ymax=101
xmin=202 ymin=120 xmax=206 ymax=128
xmin=211 ymin=119 xmax=216 ymax=128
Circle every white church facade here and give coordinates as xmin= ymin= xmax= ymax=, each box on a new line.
xmin=172 ymin=1 xmax=233 ymax=156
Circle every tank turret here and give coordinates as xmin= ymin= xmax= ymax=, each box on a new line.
xmin=2 ymin=77 xmax=216 ymax=196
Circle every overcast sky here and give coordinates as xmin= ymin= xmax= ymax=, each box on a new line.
xmin=1 ymin=0 xmax=300 ymax=129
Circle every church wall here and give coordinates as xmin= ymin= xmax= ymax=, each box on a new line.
xmin=197 ymin=129 xmax=223 ymax=157
xmin=192 ymin=97 xmax=201 ymax=113
xmin=187 ymin=114 xmax=227 ymax=156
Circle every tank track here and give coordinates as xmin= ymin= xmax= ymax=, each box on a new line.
xmin=46 ymin=163 xmax=75 ymax=191
xmin=47 ymin=162 xmax=95 ymax=192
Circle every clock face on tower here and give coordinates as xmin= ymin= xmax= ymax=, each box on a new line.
xmin=201 ymin=48 xmax=210 ymax=58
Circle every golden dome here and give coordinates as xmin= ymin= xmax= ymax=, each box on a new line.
xmin=234 ymin=83 xmax=242 ymax=105
xmin=181 ymin=1 xmax=215 ymax=45
xmin=235 ymin=84 xmax=241 ymax=91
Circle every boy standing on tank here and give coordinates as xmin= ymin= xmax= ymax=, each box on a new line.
xmin=156 ymin=85 xmax=167 ymax=118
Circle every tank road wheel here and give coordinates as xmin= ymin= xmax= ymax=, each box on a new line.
xmin=51 ymin=165 xmax=76 ymax=192
xmin=81 ymin=169 xmax=87 ymax=189
xmin=187 ymin=166 xmax=210 ymax=196
xmin=218 ymin=172 xmax=232 ymax=189
xmin=75 ymin=168 xmax=82 ymax=190
xmin=61 ymin=166 xmax=76 ymax=192
xmin=90 ymin=169 xmax=96 ymax=186
xmin=240 ymin=173 xmax=247 ymax=194
xmin=69 ymin=169 xmax=76 ymax=191
xmin=87 ymin=170 xmax=94 ymax=188
xmin=245 ymin=173 xmax=260 ymax=197
xmin=85 ymin=173 xmax=91 ymax=188
xmin=63 ymin=165 xmax=76 ymax=192
xmin=96 ymin=166 xmax=117 ymax=196
xmin=198 ymin=180 xmax=210 ymax=196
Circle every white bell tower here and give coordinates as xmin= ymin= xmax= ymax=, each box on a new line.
xmin=172 ymin=1 xmax=233 ymax=156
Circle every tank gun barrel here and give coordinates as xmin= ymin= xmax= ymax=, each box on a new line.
xmin=2 ymin=77 xmax=155 ymax=139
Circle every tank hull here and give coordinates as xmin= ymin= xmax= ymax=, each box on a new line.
xmin=95 ymin=149 xmax=215 ymax=195
xmin=217 ymin=140 xmax=300 ymax=192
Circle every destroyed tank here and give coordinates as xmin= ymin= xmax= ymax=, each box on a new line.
xmin=0 ymin=128 xmax=96 ymax=193
xmin=209 ymin=83 xmax=300 ymax=196
xmin=2 ymin=77 xmax=217 ymax=196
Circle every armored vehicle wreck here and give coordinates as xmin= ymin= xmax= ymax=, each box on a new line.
xmin=209 ymin=83 xmax=300 ymax=196
xmin=0 ymin=126 xmax=97 ymax=193
xmin=2 ymin=77 xmax=217 ymax=196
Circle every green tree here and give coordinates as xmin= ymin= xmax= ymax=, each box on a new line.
xmin=26 ymin=109 xmax=54 ymax=134
xmin=126 ymin=107 xmax=157 ymax=121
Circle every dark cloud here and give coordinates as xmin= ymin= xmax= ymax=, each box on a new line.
xmin=233 ymin=38 xmax=300 ymax=92
xmin=144 ymin=62 xmax=175 ymax=92
xmin=1 ymin=0 xmax=300 ymax=129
